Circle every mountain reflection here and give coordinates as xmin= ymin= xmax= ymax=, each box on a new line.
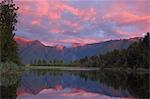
xmin=16 ymin=70 xmax=149 ymax=98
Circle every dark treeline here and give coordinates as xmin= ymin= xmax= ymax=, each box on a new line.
xmin=30 ymin=32 xmax=149 ymax=69
xmin=30 ymin=59 xmax=81 ymax=66
xmin=30 ymin=59 xmax=64 ymax=66
xmin=78 ymin=32 xmax=149 ymax=69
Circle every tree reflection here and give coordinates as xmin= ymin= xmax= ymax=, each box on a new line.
xmin=18 ymin=70 xmax=149 ymax=98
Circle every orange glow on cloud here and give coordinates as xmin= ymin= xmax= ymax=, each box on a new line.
xmin=55 ymin=45 xmax=65 ymax=50
xmin=14 ymin=36 xmax=33 ymax=43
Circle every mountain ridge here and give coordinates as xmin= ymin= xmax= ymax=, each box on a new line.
xmin=14 ymin=37 xmax=142 ymax=64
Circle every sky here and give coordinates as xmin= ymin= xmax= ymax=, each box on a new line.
xmin=11 ymin=0 xmax=150 ymax=47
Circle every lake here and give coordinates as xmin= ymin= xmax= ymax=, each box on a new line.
xmin=0 ymin=67 xmax=149 ymax=99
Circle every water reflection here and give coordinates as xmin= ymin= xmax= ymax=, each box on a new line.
xmin=0 ymin=69 xmax=149 ymax=99
xmin=16 ymin=70 xmax=149 ymax=98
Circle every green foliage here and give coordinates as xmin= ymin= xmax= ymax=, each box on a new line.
xmin=78 ymin=32 xmax=149 ymax=69
xmin=0 ymin=62 xmax=23 ymax=74
xmin=0 ymin=0 xmax=21 ymax=64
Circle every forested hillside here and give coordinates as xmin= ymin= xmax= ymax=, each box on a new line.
xmin=77 ymin=32 xmax=149 ymax=69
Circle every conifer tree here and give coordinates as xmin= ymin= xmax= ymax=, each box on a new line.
xmin=0 ymin=0 xmax=21 ymax=64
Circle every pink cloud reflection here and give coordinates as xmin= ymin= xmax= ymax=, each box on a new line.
xmin=17 ymin=86 xmax=132 ymax=99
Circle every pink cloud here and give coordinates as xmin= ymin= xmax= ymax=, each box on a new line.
xmin=64 ymin=20 xmax=79 ymax=27
xmin=63 ymin=20 xmax=83 ymax=33
xmin=107 ymin=0 xmax=126 ymax=13
xmin=62 ymin=4 xmax=80 ymax=16
xmin=17 ymin=0 xmax=61 ymax=20
xmin=100 ymin=0 xmax=150 ymax=38
xmin=31 ymin=20 xmax=40 ymax=25
xmin=14 ymin=36 xmax=33 ymax=43
xmin=18 ymin=5 xmax=31 ymax=15
xmin=49 ymin=28 xmax=64 ymax=34
xmin=15 ymin=0 xmax=149 ymax=46
xmin=17 ymin=0 xmax=97 ymax=30
xmin=103 ymin=11 xmax=150 ymax=36
xmin=59 ymin=39 xmax=79 ymax=43
xmin=103 ymin=0 xmax=150 ymax=31
xmin=48 ymin=12 xmax=61 ymax=21
xmin=62 ymin=4 xmax=96 ymax=21
xmin=81 ymin=38 xmax=103 ymax=44
xmin=32 ymin=1 xmax=96 ymax=22
xmin=103 ymin=12 xmax=150 ymax=25
xmin=81 ymin=8 xmax=96 ymax=21
xmin=58 ymin=38 xmax=104 ymax=44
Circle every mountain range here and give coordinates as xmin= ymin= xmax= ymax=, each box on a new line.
xmin=15 ymin=37 xmax=141 ymax=64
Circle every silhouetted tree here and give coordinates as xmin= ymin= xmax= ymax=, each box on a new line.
xmin=42 ymin=59 xmax=47 ymax=65
xmin=37 ymin=59 xmax=42 ymax=65
xmin=143 ymin=32 xmax=149 ymax=50
xmin=33 ymin=59 xmax=37 ymax=65
xmin=0 ymin=0 xmax=21 ymax=64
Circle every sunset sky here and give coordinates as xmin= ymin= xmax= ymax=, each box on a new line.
xmin=13 ymin=0 xmax=150 ymax=47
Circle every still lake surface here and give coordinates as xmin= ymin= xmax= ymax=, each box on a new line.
xmin=1 ymin=67 xmax=149 ymax=99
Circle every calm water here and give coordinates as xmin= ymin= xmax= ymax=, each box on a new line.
xmin=1 ymin=69 xmax=149 ymax=99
